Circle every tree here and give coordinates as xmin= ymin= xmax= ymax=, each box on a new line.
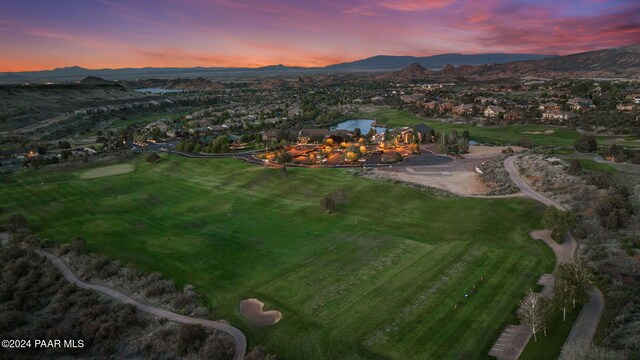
xmin=542 ymin=207 xmax=575 ymax=242
xmin=596 ymin=185 xmax=634 ymax=231
xmin=518 ymin=289 xmax=544 ymax=341
xmin=275 ymin=151 xmax=292 ymax=164
xmin=574 ymin=134 xmax=598 ymax=153
xmin=366 ymin=128 xmax=376 ymax=142
xmin=320 ymin=197 xmax=335 ymax=213
xmin=567 ymin=160 xmax=583 ymax=176
xmin=539 ymin=296 xmax=553 ymax=337
xmin=456 ymin=137 xmax=469 ymax=154
xmin=554 ymin=265 xmax=575 ymax=321
xmin=145 ymin=152 xmax=160 ymax=163
xmin=58 ymin=140 xmax=71 ymax=149
xmin=210 ymin=135 xmax=230 ymax=153
xmin=565 ymin=262 xmax=592 ymax=309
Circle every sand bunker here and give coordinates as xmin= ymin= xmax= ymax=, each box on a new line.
xmin=239 ymin=298 xmax=282 ymax=326
xmin=81 ymin=164 xmax=134 ymax=179
xmin=521 ymin=130 xmax=554 ymax=135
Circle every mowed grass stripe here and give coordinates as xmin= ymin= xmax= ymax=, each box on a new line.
xmin=424 ymin=251 xmax=535 ymax=358
xmin=330 ymin=242 xmax=477 ymax=344
xmin=377 ymin=246 xmax=502 ymax=359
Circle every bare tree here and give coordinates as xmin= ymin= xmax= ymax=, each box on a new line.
xmin=518 ymin=288 xmax=544 ymax=342
xmin=540 ymin=296 xmax=553 ymax=337
xmin=554 ymin=265 xmax=575 ymax=321
xmin=566 ymin=262 xmax=593 ymax=309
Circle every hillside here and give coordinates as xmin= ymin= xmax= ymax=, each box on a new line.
xmin=378 ymin=44 xmax=640 ymax=81
xmin=452 ymin=44 xmax=640 ymax=79
xmin=327 ymin=53 xmax=553 ymax=71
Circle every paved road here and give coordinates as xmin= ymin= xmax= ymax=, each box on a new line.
xmin=35 ymin=249 xmax=247 ymax=360
xmin=489 ymin=155 xmax=604 ymax=360
xmin=559 ymin=287 xmax=606 ymax=359
xmin=503 ymin=155 xmax=565 ymax=210
xmin=530 ymin=230 xmax=576 ymax=265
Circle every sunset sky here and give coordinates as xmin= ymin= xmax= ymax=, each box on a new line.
xmin=0 ymin=0 xmax=638 ymax=72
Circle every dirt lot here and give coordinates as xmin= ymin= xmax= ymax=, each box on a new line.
xmin=369 ymin=145 xmax=521 ymax=196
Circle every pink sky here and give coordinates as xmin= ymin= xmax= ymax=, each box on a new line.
xmin=0 ymin=0 xmax=638 ymax=71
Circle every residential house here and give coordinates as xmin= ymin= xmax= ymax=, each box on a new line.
xmin=394 ymin=127 xmax=414 ymax=144
xmin=475 ymin=96 xmax=494 ymax=105
xmin=438 ymin=101 xmax=456 ymax=113
xmin=542 ymin=110 xmax=575 ymax=121
xmin=297 ymin=129 xmax=329 ymax=144
xmin=617 ymin=103 xmax=636 ymax=111
xmin=414 ymin=123 xmax=434 ymax=142
xmin=539 ymin=102 xmax=561 ymax=111
xmin=484 ymin=105 xmax=505 ymax=118
xmin=400 ymin=93 xmax=425 ymax=103
xmin=261 ymin=129 xmax=279 ymax=142
xmin=423 ymin=101 xmax=438 ymax=110
xmin=371 ymin=132 xmax=386 ymax=144
xmin=504 ymin=110 xmax=523 ymax=122
xmin=567 ymin=97 xmax=594 ymax=111
xmin=453 ymin=104 xmax=475 ymax=116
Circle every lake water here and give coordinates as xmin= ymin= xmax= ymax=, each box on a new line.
xmin=330 ymin=119 xmax=387 ymax=134
xmin=135 ymin=88 xmax=184 ymax=94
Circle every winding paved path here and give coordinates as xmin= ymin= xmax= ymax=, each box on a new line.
xmin=503 ymin=155 xmax=565 ymax=210
xmin=34 ymin=249 xmax=247 ymax=360
xmin=488 ymin=156 xmax=604 ymax=360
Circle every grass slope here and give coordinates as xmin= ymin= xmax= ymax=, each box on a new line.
xmin=568 ymin=159 xmax=617 ymax=173
xmin=520 ymin=306 xmax=582 ymax=360
xmin=0 ymin=156 xmax=554 ymax=359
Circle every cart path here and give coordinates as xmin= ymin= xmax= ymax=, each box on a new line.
xmin=488 ymin=156 xmax=604 ymax=360
xmin=34 ymin=249 xmax=246 ymax=360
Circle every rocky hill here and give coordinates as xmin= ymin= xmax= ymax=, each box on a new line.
xmin=379 ymin=44 xmax=640 ymax=81
xmin=379 ymin=63 xmax=437 ymax=82
xmin=78 ymin=76 xmax=112 ymax=85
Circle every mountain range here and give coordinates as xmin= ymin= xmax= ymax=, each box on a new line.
xmin=0 ymin=45 xmax=638 ymax=84
xmin=380 ymin=44 xmax=640 ymax=81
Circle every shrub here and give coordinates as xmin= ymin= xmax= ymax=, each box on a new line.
xmin=574 ymin=134 xmax=598 ymax=153
xmin=320 ymin=197 xmax=335 ymax=213
xmin=145 ymin=152 xmax=160 ymax=163
xmin=567 ymin=160 xmax=583 ymax=176
xmin=201 ymin=335 xmax=234 ymax=360
xmin=275 ymin=151 xmax=292 ymax=164
xmin=69 ymin=237 xmax=86 ymax=254
xmin=542 ymin=207 xmax=576 ymax=242
xmin=5 ymin=214 xmax=27 ymax=232
xmin=596 ymin=185 xmax=634 ymax=231
xmin=176 ymin=324 xmax=207 ymax=355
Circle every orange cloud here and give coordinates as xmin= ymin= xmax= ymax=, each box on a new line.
xmin=379 ymin=0 xmax=456 ymax=11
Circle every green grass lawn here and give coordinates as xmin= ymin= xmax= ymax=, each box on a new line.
xmin=352 ymin=108 xmax=582 ymax=147
xmin=520 ymin=305 xmax=582 ymax=360
xmin=568 ymin=159 xmax=618 ymax=173
xmin=0 ymin=156 xmax=554 ymax=359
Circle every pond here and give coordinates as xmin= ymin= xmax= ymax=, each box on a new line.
xmin=135 ymin=88 xmax=184 ymax=94
xmin=330 ymin=119 xmax=387 ymax=134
